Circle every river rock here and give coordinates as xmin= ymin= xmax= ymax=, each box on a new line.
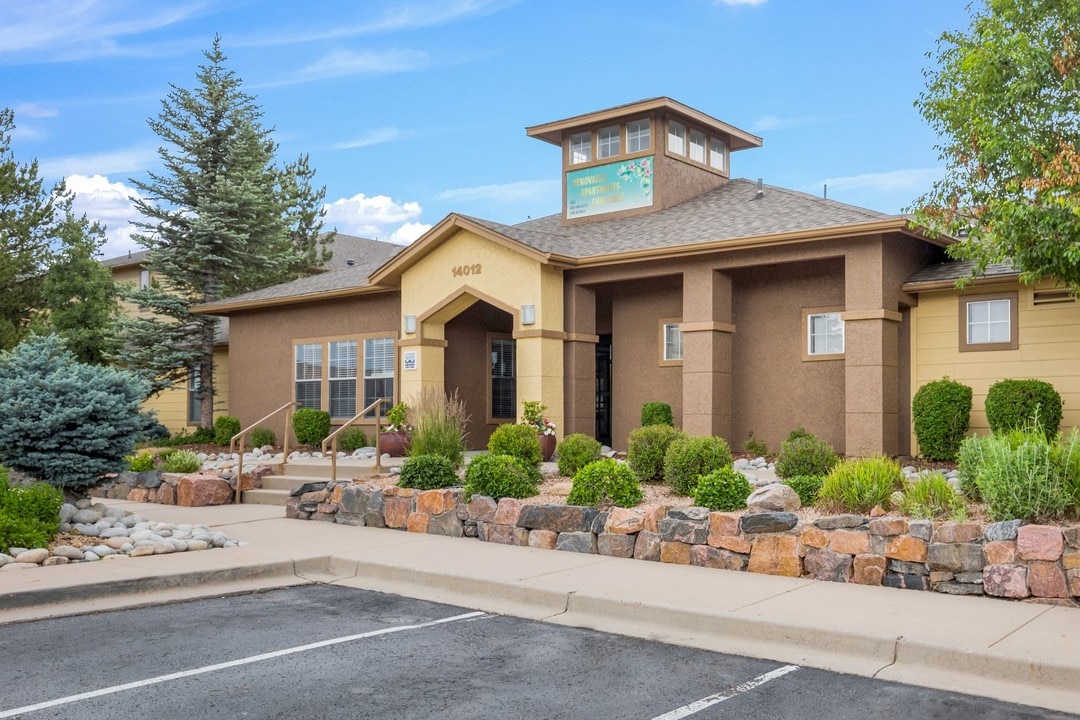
xmin=746 ymin=484 xmax=801 ymax=513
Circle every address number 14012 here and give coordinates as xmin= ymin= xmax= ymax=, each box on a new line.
xmin=452 ymin=264 xmax=482 ymax=277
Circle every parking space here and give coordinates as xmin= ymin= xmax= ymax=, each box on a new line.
xmin=0 ymin=585 xmax=1073 ymax=719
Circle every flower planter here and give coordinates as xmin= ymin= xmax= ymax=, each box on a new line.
xmin=538 ymin=433 xmax=556 ymax=462
xmin=378 ymin=431 xmax=411 ymax=457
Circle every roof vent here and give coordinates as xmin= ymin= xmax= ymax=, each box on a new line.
xmin=345 ymin=258 xmax=356 ymax=267
xmin=754 ymin=178 xmax=764 ymax=199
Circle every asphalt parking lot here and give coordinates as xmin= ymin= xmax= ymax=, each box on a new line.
xmin=0 ymin=585 xmax=1074 ymax=720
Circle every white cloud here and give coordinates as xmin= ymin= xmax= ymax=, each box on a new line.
xmin=284 ymin=48 xmax=429 ymax=85
xmin=38 ymin=144 xmax=159 ymax=180
xmin=65 ymin=174 xmax=147 ymax=258
xmin=13 ymin=102 xmax=58 ymax=118
xmin=332 ymin=127 xmax=405 ymax=150
xmin=434 ymin=179 xmax=559 ymax=204
xmin=819 ymin=168 xmax=943 ymax=194
xmin=322 ymin=192 xmax=429 ymax=244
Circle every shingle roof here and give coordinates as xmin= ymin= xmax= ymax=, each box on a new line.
xmin=904 ymin=260 xmax=1019 ymax=286
xmin=100 ymin=250 xmax=149 ymax=268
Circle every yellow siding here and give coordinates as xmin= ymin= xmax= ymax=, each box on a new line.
xmin=911 ymin=281 xmax=1080 ymax=449
xmin=142 ymin=349 xmax=230 ymax=435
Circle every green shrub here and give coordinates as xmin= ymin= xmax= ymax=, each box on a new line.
xmin=251 ymin=427 xmax=277 ymax=448
xmin=912 ymin=378 xmax=973 ymax=461
xmin=0 ymin=514 xmax=55 ymax=554
xmin=398 ymin=454 xmax=459 ymax=490
xmin=819 ymin=456 xmax=904 ymax=514
xmin=386 ymin=402 xmax=409 ymax=432
xmin=126 ymin=452 xmax=155 ymax=472
xmin=984 ymin=379 xmax=1063 ymax=438
xmin=775 ymin=435 xmax=838 ymax=479
xmin=161 ymin=449 xmax=201 ymax=474
xmin=0 ymin=475 xmax=62 ymax=553
xmin=556 ymin=434 xmax=602 ymax=477
xmin=408 ymin=387 xmax=468 ymax=468
xmin=566 ymin=459 xmax=642 ymax=508
xmin=971 ymin=426 xmax=1072 ymax=522
xmin=786 ymin=426 xmax=812 ymax=442
xmin=0 ymin=335 xmax=150 ymax=489
xmin=641 ymin=402 xmax=674 ymax=427
xmin=488 ymin=423 xmax=541 ymax=466
xmin=693 ymin=467 xmax=752 ymax=511
xmin=743 ymin=432 xmax=768 ymax=457
xmin=783 ymin=475 xmax=823 ymax=507
xmin=337 ymin=427 xmax=367 ymax=453
xmin=213 ymin=415 xmax=241 ymax=446
xmin=956 ymin=434 xmax=989 ymax=500
xmin=160 ymin=427 xmax=215 ymax=447
xmin=900 ymin=473 xmax=966 ymax=519
xmin=663 ymin=436 xmax=733 ymax=496
xmin=463 ymin=454 xmax=540 ymax=501
xmin=627 ymin=425 xmax=686 ymax=483
xmin=292 ymin=408 xmax=331 ymax=446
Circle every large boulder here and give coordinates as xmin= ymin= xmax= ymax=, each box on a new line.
xmin=746 ymin=484 xmax=801 ymax=513
xmin=176 ymin=474 xmax=234 ymax=507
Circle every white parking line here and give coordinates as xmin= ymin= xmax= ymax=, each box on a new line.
xmin=0 ymin=610 xmax=485 ymax=719
xmin=649 ymin=664 xmax=800 ymax=720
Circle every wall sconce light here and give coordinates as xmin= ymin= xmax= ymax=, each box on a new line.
xmin=521 ymin=304 xmax=536 ymax=325
xmin=404 ymin=315 xmax=416 ymax=334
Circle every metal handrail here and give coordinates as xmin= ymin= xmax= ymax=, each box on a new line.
xmin=230 ymin=401 xmax=299 ymax=504
xmin=321 ymin=399 xmax=384 ymax=485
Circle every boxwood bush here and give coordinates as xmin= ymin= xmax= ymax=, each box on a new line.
xmin=984 ymin=379 xmax=1063 ymax=438
xmin=463 ymin=454 xmax=540 ymax=501
xmin=337 ymin=427 xmax=368 ymax=453
xmin=292 ymin=408 xmax=331 ymax=446
xmin=640 ymin=402 xmax=674 ymax=427
xmin=556 ymin=433 xmax=602 ymax=477
xmin=0 ymin=470 xmax=63 ymax=554
xmin=251 ymin=426 xmax=277 ymax=448
xmin=912 ymin=378 xmax=973 ymax=461
xmin=213 ymin=415 xmax=241 ymax=446
xmin=627 ymin=425 xmax=686 ymax=483
xmin=782 ymin=475 xmax=824 ymax=507
xmin=566 ymin=459 xmax=643 ymax=508
xmin=818 ymin=456 xmax=904 ymax=514
xmin=775 ymin=434 xmax=838 ymax=479
xmin=663 ymin=436 xmax=732 ymax=496
xmin=693 ymin=467 xmax=752 ymax=511
xmin=488 ymin=423 xmax=542 ymax=466
xmin=398 ymin=454 xmax=459 ymax=490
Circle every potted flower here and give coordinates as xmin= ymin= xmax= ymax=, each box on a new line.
xmin=378 ymin=402 xmax=411 ymax=457
xmin=521 ymin=400 xmax=557 ymax=462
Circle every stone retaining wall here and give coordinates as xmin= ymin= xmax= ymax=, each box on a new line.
xmin=88 ymin=467 xmax=273 ymax=507
xmin=289 ymin=480 xmax=1080 ymax=603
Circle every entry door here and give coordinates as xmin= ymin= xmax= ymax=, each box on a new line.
xmin=595 ymin=334 xmax=613 ymax=446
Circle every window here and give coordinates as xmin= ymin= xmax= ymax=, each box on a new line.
xmin=807 ymin=312 xmax=844 ymax=356
xmin=660 ymin=321 xmax=683 ymax=364
xmin=689 ymin=129 xmax=707 ymax=163
xmin=959 ymin=292 xmax=1018 ymax=351
xmin=491 ymin=337 xmax=516 ymax=420
xmin=329 ymin=340 xmax=357 ymax=418
xmin=139 ymin=268 xmax=150 ymax=290
xmin=667 ymin=121 xmax=686 ymax=155
xmin=295 ymin=343 xmax=322 ymax=409
xmin=709 ymin=138 xmax=727 ymax=171
xmin=364 ymin=337 xmax=395 ymax=417
xmin=187 ymin=369 xmax=201 ymax=425
xmin=626 ymin=119 xmax=650 ymax=153
xmin=569 ymin=132 xmax=592 ymax=165
xmin=597 ymin=126 xmax=620 ymax=159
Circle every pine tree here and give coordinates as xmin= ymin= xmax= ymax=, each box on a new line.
xmin=123 ymin=37 xmax=330 ymax=429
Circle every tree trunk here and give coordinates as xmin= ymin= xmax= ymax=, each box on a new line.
xmin=198 ymin=319 xmax=216 ymax=431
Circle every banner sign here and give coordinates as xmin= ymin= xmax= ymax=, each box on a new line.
xmin=566 ymin=156 xmax=654 ymax=219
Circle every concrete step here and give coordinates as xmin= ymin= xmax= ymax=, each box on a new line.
xmin=278 ymin=458 xmax=401 ymax=480
xmin=242 ymin=488 xmax=290 ymax=506
xmin=260 ymin=475 xmax=335 ymax=491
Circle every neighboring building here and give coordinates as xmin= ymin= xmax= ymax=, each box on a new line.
xmin=103 ymin=234 xmax=386 ymax=435
xmin=191 ymin=97 xmax=1079 ymax=456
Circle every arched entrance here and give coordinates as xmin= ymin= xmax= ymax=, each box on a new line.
xmin=444 ymin=300 xmax=516 ymax=449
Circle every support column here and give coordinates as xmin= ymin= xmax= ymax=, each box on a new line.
xmin=681 ymin=268 xmax=733 ymax=439
xmin=563 ymin=285 xmax=597 ymax=438
xmin=515 ymin=334 xmax=565 ymax=441
xmin=398 ymin=323 xmax=447 ymax=403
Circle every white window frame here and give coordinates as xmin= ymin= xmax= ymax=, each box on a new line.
xmin=328 ymin=340 xmax=358 ymax=419
xmin=807 ymin=312 xmax=845 ymax=356
xmin=626 ymin=119 xmax=650 ymax=153
xmin=709 ymin=137 xmax=727 ymax=171
xmin=661 ymin=321 xmax=683 ymax=364
xmin=689 ymin=129 xmax=707 ymax=164
xmin=667 ymin=120 xmax=686 ymax=155
xmin=139 ymin=268 xmax=150 ymax=290
xmin=363 ymin=337 xmax=395 ymax=417
xmin=966 ymin=299 xmax=1011 ymax=345
xmin=294 ymin=343 xmax=323 ymax=410
xmin=597 ymin=126 xmax=620 ymax=159
xmin=569 ymin=132 xmax=592 ymax=165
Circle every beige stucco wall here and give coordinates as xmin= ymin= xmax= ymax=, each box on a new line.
xmin=911 ymin=281 xmax=1080 ymax=447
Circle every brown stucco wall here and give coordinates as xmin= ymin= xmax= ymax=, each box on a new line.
xmin=730 ymin=258 xmax=847 ymax=453
xmin=226 ymin=292 xmax=400 ymax=435
xmin=653 ymin=147 xmax=727 ymax=211
xmin=444 ymin=301 xmax=514 ymax=449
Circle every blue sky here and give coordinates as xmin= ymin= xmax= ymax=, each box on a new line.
xmin=1 ymin=0 xmax=973 ymax=258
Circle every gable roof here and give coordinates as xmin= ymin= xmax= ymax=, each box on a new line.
xmin=902 ymin=260 xmax=1020 ymax=291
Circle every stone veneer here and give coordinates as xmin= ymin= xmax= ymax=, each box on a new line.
xmin=88 ymin=467 xmax=273 ymax=507
xmin=293 ymin=479 xmax=1077 ymax=603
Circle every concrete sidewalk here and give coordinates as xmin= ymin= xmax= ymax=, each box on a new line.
xmin=2 ymin=500 xmax=1078 ymax=714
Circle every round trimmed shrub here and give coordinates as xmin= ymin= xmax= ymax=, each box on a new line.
xmin=693 ymin=467 xmax=752 ymax=511
xmin=292 ymin=408 xmax=331 ymax=446
xmin=338 ymin=427 xmax=368 ymax=453
xmin=775 ymin=434 xmax=838 ymax=479
xmin=251 ymin=426 xmax=276 ymax=448
xmin=627 ymin=425 xmax=686 ymax=483
xmin=463 ymin=453 xmax=540 ymax=501
xmin=912 ymin=378 xmax=973 ymax=460
xmin=984 ymin=379 xmax=1063 ymax=438
xmin=556 ymin=434 xmax=602 ymax=477
xmin=161 ymin=449 xmax=201 ymax=474
xmin=398 ymin=454 xmax=459 ymax=490
xmin=662 ymin=436 xmax=733 ymax=496
xmin=213 ymin=415 xmax=241 ymax=446
xmin=782 ymin=475 xmax=824 ymax=507
xmin=566 ymin=459 xmax=643 ymax=508
xmin=640 ymin=402 xmax=674 ymax=427
xmin=818 ymin=456 xmax=904 ymax=514
xmin=488 ymin=423 xmax=541 ymax=466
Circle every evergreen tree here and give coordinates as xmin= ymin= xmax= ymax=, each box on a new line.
xmin=123 ymin=37 xmax=330 ymax=429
